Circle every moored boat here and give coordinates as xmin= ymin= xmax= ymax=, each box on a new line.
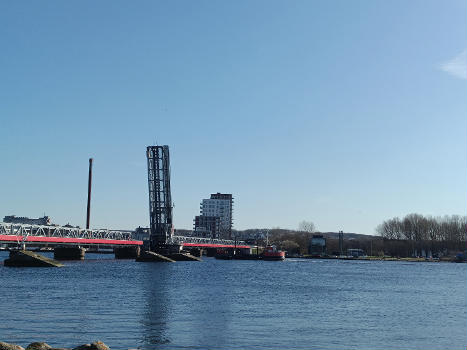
xmin=262 ymin=245 xmax=285 ymax=261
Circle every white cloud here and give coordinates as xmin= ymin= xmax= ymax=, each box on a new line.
xmin=440 ymin=49 xmax=467 ymax=80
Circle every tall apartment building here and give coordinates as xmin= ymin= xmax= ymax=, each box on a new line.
xmin=198 ymin=193 xmax=233 ymax=239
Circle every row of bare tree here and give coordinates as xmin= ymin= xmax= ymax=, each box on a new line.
xmin=376 ymin=214 xmax=467 ymax=243
xmin=376 ymin=214 xmax=466 ymax=257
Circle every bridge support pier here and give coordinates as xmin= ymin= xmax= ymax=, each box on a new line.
xmin=114 ymin=246 xmax=141 ymax=259
xmin=4 ymin=250 xmax=63 ymax=267
xmin=168 ymin=252 xmax=202 ymax=261
xmin=186 ymin=248 xmax=203 ymax=257
xmin=136 ymin=250 xmax=175 ymax=262
xmin=206 ymin=248 xmax=217 ymax=257
xmin=54 ymin=247 xmax=85 ymax=260
xmin=155 ymin=244 xmax=202 ymax=262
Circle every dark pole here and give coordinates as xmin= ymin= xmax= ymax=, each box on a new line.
xmin=86 ymin=158 xmax=93 ymax=230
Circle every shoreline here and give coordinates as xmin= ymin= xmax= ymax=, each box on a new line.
xmin=288 ymin=255 xmax=464 ymax=263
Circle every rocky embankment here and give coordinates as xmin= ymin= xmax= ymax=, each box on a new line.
xmin=0 ymin=341 xmax=120 ymax=350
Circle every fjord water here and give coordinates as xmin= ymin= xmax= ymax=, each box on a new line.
xmin=0 ymin=252 xmax=465 ymax=350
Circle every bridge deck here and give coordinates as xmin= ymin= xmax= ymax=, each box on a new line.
xmin=0 ymin=222 xmax=250 ymax=249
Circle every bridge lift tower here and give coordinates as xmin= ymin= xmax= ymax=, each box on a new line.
xmin=146 ymin=145 xmax=174 ymax=252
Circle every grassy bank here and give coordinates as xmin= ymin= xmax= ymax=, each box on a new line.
xmin=295 ymin=255 xmax=460 ymax=263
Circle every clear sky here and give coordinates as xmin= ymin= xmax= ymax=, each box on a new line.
xmin=1 ymin=0 xmax=465 ymax=234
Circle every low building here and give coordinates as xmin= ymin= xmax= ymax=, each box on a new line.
xmin=3 ymin=215 xmax=52 ymax=226
xmin=309 ymin=234 xmax=326 ymax=255
xmin=194 ymin=215 xmax=220 ymax=238
xmin=347 ymin=248 xmax=365 ymax=257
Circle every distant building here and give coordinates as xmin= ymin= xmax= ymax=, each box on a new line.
xmin=3 ymin=215 xmax=52 ymax=226
xmin=193 ymin=215 xmax=220 ymax=238
xmin=309 ymin=234 xmax=326 ymax=255
xmin=63 ymin=223 xmax=80 ymax=228
xmin=199 ymin=193 xmax=233 ymax=239
xmin=134 ymin=226 xmax=150 ymax=242
xmin=338 ymin=231 xmax=344 ymax=256
xmin=347 ymin=248 xmax=365 ymax=258
xmin=235 ymin=230 xmax=266 ymax=241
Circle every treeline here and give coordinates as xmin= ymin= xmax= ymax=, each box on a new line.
xmin=268 ymin=230 xmax=381 ymax=256
xmin=268 ymin=229 xmax=311 ymax=255
xmin=377 ymin=214 xmax=467 ymax=257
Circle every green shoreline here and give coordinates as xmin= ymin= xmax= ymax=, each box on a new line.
xmin=290 ymin=255 xmax=463 ymax=263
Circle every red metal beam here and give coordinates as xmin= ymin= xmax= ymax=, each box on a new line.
xmin=0 ymin=235 xmax=249 ymax=249
xmin=0 ymin=235 xmax=143 ymax=246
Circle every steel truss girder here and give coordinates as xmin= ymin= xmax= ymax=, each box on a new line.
xmin=0 ymin=222 xmax=133 ymax=241
xmin=171 ymin=235 xmax=246 ymax=246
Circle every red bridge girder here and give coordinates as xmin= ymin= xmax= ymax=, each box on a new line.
xmin=0 ymin=234 xmax=143 ymax=246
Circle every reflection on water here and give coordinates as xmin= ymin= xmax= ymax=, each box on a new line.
xmin=139 ymin=261 xmax=234 ymax=349
xmin=140 ymin=264 xmax=171 ymax=347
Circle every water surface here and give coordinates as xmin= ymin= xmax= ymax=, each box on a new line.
xmin=0 ymin=252 xmax=465 ymax=349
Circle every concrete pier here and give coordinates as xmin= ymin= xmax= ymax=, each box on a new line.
xmin=187 ymin=248 xmax=203 ymax=257
xmin=54 ymin=247 xmax=85 ymax=260
xmin=168 ymin=252 xmax=202 ymax=261
xmin=114 ymin=246 xmax=141 ymax=259
xmin=136 ymin=250 xmax=175 ymax=262
xmin=4 ymin=250 xmax=64 ymax=267
xmin=206 ymin=248 xmax=217 ymax=257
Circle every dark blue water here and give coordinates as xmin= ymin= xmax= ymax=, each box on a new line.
xmin=0 ymin=252 xmax=465 ymax=350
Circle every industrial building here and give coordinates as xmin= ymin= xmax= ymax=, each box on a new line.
xmin=3 ymin=215 xmax=52 ymax=226
xmin=347 ymin=248 xmax=366 ymax=258
xmin=309 ymin=234 xmax=326 ymax=256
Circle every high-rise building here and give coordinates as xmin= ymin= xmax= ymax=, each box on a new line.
xmin=199 ymin=193 xmax=233 ymax=239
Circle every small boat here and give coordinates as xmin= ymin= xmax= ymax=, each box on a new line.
xmin=262 ymin=245 xmax=285 ymax=261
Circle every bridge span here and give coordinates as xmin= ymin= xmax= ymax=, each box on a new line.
xmin=0 ymin=222 xmax=140 ymax=247
xmin=0 ymin=222 xmax=249 ymax=250
xmin=2 ymin=146 xmax=249 ymax=264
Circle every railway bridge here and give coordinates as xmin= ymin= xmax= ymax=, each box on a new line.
xmin=0 ymin=222 xmax=249 ymax=260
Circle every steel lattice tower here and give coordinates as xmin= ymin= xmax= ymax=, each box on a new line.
xmin=147 ymin=145 xmax=173 ymax=250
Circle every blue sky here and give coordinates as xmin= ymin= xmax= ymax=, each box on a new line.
xmin=0 ymin=0 xmax=465 ymax=234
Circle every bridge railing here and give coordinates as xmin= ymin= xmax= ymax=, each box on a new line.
xmin=171 ymin=235 xmax=247 ymax=246
xmin=0 ymin=222 xmax=247 ymax=246
xmin=0 ymin=222 xmax=134 ymax=241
